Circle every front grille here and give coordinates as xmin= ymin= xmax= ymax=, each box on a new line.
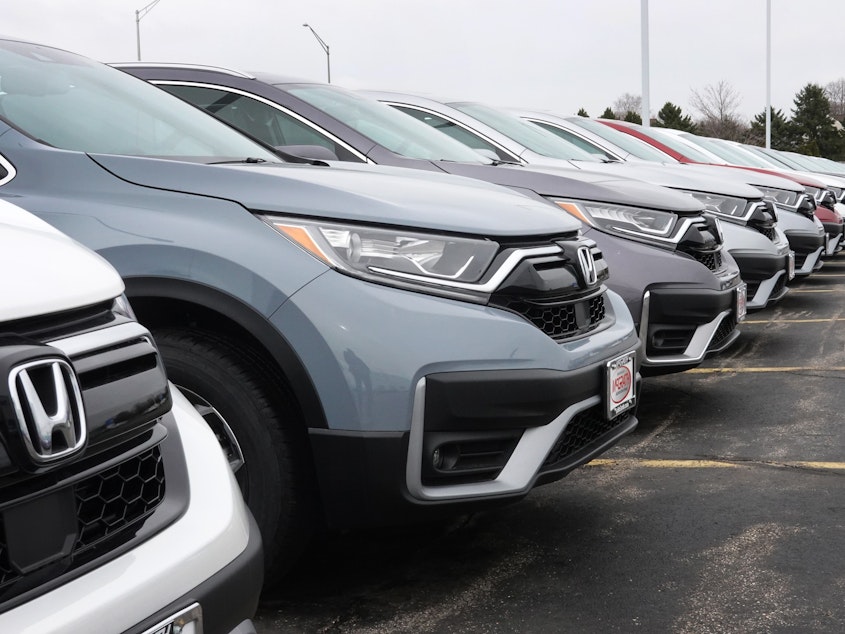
xmin=691 ymin=250 xmax=723 ymax=272
xmin=542 ymin=405 xmax=628 ymax=469
xmin=3 ymin=300 xmax=114 ymax=341
xmin=0 ymin=446 xmax=166 ymax=592
xmin=494 ymin=293 xmax=606 ymax=341
xmin=75 ymin=446 xmax=166 ymax=552
xmin=758 ymin=226 xmax=777 ymax=241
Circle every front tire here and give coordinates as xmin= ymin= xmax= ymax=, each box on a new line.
xmin=153 ymin=327 xmax=317 ymax=583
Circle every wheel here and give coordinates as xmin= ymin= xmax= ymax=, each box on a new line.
xmin=152 ymin=327 xmax=317 ymax=583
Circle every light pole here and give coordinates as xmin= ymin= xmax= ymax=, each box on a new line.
xmin=135 ymin=0 xmax=163 ymax=61
xmin=640 ymin=0 xmax=650 ymax=127
xmin=303 ymin=23 xmax=331 ymax=83
xmin=765 ymin=0 xmax=772 ymax=149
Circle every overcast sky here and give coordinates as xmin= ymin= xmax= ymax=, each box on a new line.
xmin=3 ymin=0 xmax=843 ymax=121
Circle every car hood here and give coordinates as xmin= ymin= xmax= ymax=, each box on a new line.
xmin=0 ymin=199 xmax=123 ymax=321
xmin=676 ymin=163 xmax=807 ymax=192
xmin=569 ymin=161 xmax=764 ymax=198
xmin=88 ymin=155 xmax=583 ymax=236
xmin=440 ymin=161 xmax=704 ymax=213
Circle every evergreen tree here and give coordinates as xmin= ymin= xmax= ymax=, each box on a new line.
xmin=791 ymin=83 xmax=845 ymax=159
xmin=623 ymin=111 xmax=642 ymax=124
xmin=748 ymin=107 xmax=798 ymax=151
xmin=576 ymin=108 xmax=589 ymax=117
xmin=600 ymin=107 xmax=616 ymax=120
xmin=654 ymin=102 xmax=697 ymax=132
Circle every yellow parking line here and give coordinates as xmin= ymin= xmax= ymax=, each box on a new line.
xmin=686 ymin=367 xmax=845 ymax=373
xmin=743 ymin=318 xmax=845 ymax=324
xmin=587 ymin=459 xmax=845 ymax=470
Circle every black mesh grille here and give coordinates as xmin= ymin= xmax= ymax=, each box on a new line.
xmin=772 ymin=273 xmax=787 ymax=296
xmin=691 ymin=250 xmax=723 ymax=272
xmin=542 ymin=406 xmax=627 ymax=468
xmin=758 ymin=226 xmax=777 ymax=241
xmin=0 ymin=446 xmax=166 ymax=592
xmin=494 ymin=294 xmax=606 ymax=341
xmin=75 ymin=447 xmax=166 ymax=552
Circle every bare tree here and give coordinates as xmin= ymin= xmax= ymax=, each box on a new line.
xmin=825 ymin=78 xmax=845 ymax=122
xmin=689 ymin=80 xmax=746 ymax=140
xmin=612 ymin=93 xmax=641 ymax=119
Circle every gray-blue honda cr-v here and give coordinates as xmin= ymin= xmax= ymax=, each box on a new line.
xmin=0 ymin=37 xmax=642 ymax=583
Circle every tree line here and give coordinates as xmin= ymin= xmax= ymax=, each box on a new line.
xmin=577 ymin=79 xmax=845 ymax=160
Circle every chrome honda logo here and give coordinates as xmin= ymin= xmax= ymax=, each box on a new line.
xmin=9 ymin=358 xmax=86 ymax=464
xmin=577 ymin=246 xmax=598 ymax=286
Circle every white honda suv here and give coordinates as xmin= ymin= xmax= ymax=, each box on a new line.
xmin=0 ymin=200 xmax=262 ymax=634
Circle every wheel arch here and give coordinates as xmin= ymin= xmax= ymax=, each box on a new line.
xmin=124 ymin=276 xmax=328 ymax=430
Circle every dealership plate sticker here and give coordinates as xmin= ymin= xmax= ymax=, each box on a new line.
xmin=736 ymin=283 xmax=747 ymax=322
xmin=606 ymin=352 xmax=636 ymax=419
xmin=787 ymin=251 xmax=795 ymax=280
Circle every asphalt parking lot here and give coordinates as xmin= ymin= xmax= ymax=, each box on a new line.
xmin=255 ymin=255 xmax=845 ymax=634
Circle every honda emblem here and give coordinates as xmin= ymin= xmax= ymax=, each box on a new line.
xmin=577 ymin=246 xmax=598 ymax=286
xmin=10 ymin=358 xmax=86 ymax=464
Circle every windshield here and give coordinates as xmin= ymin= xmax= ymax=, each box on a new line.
xmin=286 ymin=85 xmax=488 ymax=163
xmin=678 ymin=134 xmax=756 ymax=167
xmin=747 ymin=146 xmax=798 ymax=169
xmin=449 ymin=102 xmax=601 ymax=161
xmin=635 ymin=127 xmax=720 ymax=163
xmin=567 ymin=118 xmax=678 ymax=162
xmin=0 ymin=39 xmax=279 ymax=162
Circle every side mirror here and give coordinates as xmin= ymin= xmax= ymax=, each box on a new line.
xmin=275 ymin=144 xmax=339 ymax=162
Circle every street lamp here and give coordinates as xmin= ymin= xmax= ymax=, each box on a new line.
xmin=135 ymin=0 xmax=163 ymax=61
xmin=302 ymin=23 xmax=331 ymax=84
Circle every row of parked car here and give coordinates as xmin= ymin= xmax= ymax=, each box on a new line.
xmin=1 ymin=35 xmax=841 ymax=633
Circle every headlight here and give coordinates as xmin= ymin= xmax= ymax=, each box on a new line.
xmin=751 ymin=186 xmax=800 ymax=208
xmin=827 ymin=185 xmax=844 ymax=203
xmin=554 ymin=200 xmax=678 ymax=242
xmin=261 ymin=215 xmax=499 ymax=289
xmin=679 ymin=190 xmax=748 ymax=219
xmin=804 ymin=185 xmax=822 ymax=202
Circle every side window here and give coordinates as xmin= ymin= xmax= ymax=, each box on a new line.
xmin=391 ymin=105 xmax=518 ymax=162
xmin=162 ymin=84 xmax=362 ymax=162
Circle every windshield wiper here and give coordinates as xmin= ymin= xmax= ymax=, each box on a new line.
xmin=208 ymin=157 xmax=269 ymax=165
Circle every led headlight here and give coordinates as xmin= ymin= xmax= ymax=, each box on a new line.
xmin=827 ymin=185 xmax=845 ymax=203
xmin=554 ymin=200 xmax=678 ymax=243
xmin=678 ymin=190 xmax=748 ymax=219
xmin=261 ymin=216 xmax=499 ymax=290
xmin=804 ymin=185 xmax=822 ymax=202
xmin=755 ymin=186 xmax=801 ymax=208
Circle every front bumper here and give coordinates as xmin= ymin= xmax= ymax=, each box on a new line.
xmin=729 ymin=249 xmax=790 ymax=310
xmin=0 ymin=387 xmax=262 ymax=634
xmin=822 ymin=222 xmax=844 ymax=256
xmin=309 ymin=358 xmax=640 ymax=529
xmin=640 ymin=283 xmax=743 ymax=376
xmin=784 ymin=230 xmax=825 ymax=276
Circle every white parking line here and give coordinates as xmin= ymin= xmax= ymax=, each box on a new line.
xmin=587 ymin=458 xmax=845 ymax=470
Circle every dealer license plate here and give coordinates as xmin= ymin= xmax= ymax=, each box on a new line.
xmin=736 ymin=283 xmax=747 ymax=322
xmin=606 ymin=352 xmax=636 ymax=420
xmin=140 ymin=604 xmax=202 ymax=634
xmin=787 ymin=251 xmax=796 ymax=280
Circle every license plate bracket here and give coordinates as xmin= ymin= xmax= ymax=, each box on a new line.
xmin=605 ymin=352 xmax=636 ymax=420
